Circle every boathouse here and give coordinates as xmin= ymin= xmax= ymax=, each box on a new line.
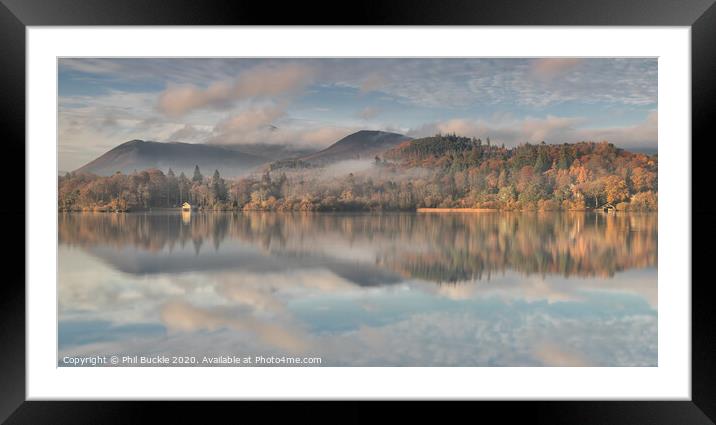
xmin=599 ymin=203 xmax=616 ymax=213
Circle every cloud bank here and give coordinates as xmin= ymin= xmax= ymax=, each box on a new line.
xmin=58 ymin=58 xmax=658 ymax=170
xmin=410 ymin=111 xmax=657 ymax=149
xmin=157 ymin=64 xmax=314 ymax=116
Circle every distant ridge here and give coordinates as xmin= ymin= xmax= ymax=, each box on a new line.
xmin=299 ymin=130 xmax=412 ymax=164
xmin=74 ymin=140 xmax=267 ymax=177
xmin=218 ymin=143 xmax=318 ymax=160
xmin=75 ymin=131 xmax=414 ymax=177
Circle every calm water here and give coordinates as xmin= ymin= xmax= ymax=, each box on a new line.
xmin=58 ymin=211 xmax=657 ymax=366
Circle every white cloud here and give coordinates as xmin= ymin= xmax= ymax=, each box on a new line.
xmin=213 ymin=105 xmax=286 ymax=134
xmin=531 ymin=58 xmax=584 ymax=80
xmin=157 ymin=64 xmax=315 ymax=116
xmin=167 ymin=124 xmax=212 ymax=142
xmin=58 ymin=58 xmax=658 ymax=171
xmin=206 ymin=105 xmax=356 ymax=147
xmin=410 ymin=111 xmax=657 ymax=148
xmin=327 ymin=58 xmax=656 ymax=108
xmin=62 ymin=58 xmax=657 ymax=110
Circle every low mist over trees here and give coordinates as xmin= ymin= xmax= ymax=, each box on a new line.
xmin=59 ymin=135 xmax=657 ymax=212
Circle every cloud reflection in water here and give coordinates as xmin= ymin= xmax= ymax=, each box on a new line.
xmin=58 ymin=211 xmax=657 ymax=366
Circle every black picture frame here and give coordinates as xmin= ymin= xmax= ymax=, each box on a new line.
xmin=2 ymin=0 xmax=714 ymax=423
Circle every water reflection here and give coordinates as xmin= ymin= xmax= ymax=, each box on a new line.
xmin=58 ymin=211 xmax=657 ymax=366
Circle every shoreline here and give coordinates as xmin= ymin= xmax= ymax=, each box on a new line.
xmin=417 ymin=208 xmax=498 ymax=213
xmin=59 ymin=207 xmax=656 ymax=214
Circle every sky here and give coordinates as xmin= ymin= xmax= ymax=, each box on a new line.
xmin=58 ymin=58 xmax=657 ymax=171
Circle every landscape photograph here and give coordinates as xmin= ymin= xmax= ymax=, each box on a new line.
xmin=58 ymin=58 xmax=657 ymax=367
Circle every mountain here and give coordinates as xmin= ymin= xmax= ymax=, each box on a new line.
xmin=60 ymin=136 xmax=658 ymax=213
xmin=74 ymin=131 xmax=411 ymax=177
xmin=74 ymin=140 xmax=267 ymax=177
xmin=299 ymin=130 xmax=412 ymax=164
xmin=218 ymin=143 xmax=319 ymax=161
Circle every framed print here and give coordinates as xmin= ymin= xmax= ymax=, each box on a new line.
xmin=3 ymin=0 xmax=716 ymax=423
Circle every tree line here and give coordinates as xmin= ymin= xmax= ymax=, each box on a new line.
xmin=59 ymin=165 xmax=229 ymax=211
xmin=59 ymin=135 xmax=657 ymax=212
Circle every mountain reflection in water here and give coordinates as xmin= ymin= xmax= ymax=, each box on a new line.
xmin=58 ymin=211 xmax=657 ymax=366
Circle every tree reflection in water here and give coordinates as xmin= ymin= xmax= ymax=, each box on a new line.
xmin=59 ymin=211 xmax=656 ymax=283
xmin=58 ymin=211 xmax=658 ymax=366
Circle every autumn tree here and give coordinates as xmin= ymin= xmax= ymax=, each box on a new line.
xmin=581 ymin=180 xmax=605 ymax=208
xmin=603 ymin=175 xmax=629 ymax=204
xmin=58 ymin=137 xmax=658 ymax=212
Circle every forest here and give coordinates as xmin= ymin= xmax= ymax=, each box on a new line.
xmin=58 ymin=135 xmax=658 ymax=212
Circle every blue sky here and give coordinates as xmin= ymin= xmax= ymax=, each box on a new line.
xmin=58 ymin=58 xmax=657 ymax=171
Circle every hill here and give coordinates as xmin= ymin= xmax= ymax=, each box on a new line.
xmin=218 ymin=143 xmax=318 ymax=161
xmin=299 ymin=130 xmax=412 ymax=164
xmin=74 ymin=140 xmax=267 ymax=177
xmin=60 ymin=134 xmax=658 ymax=213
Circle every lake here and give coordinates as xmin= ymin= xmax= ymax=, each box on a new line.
xmin=58 ymin=211 xmax=657 ymax=366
